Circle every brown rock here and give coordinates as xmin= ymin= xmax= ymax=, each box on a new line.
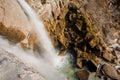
xmin=76 ymin=70 xmax=89 ymax=80
xmin=0 ymin=0 xmax=31 ymax=43
xmin=89 ymin=37 xmax=99 ymax=48
xmin=0 ymin=23 xmax=26 ymax=43
xmin=91 ymin=58 xmax=100 ymax=67
xmin=103 ymin=51 xmax=113 ymax=62
xmin=101 ymin=64 xmax=119 ymax=80
xmin=76 ymin=58 xmax=83 ymax=68
xmin=25 ymin=1 xmax=120 ymax=79
xmin=75 ymin=20 xmax=82 ymax=31
xmin=58 ymin=49 xmax=66 ymax=56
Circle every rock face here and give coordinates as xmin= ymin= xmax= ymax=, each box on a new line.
xmin=26 ymin=0 xmax=106 ymax=67
xmin=0 ymin=0 xmax=40 ymax=50
xmin=26 ymin=0 xmax=119 ymax=49
xmin=0 ymin=48 xmax=45 ymax=80
xmin=0 ymin=0 xmax=119 ymax=58
xmin=25 ymin=0 xmax=69 ymax=47
xmin=26 ymin=0 xmax=120 ymax=79
xmin=0 ymin=0 xmax=119 ymax=79
xmin=0 ymin=0 xmax=31 ymax=43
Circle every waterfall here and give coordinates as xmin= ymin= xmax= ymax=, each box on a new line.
xmin=17 ymin=0 xmax=57 ymax=65
xmin=0 ymin=0 xmax=67 ymax=80
xmin=0 ymin=37 xmax=66 ymax=80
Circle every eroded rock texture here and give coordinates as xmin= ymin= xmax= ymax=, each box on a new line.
xmin=26 ymin=0 xmax=120 ymax=79
xmin=0 ymin=0 xmax=119 ymax=79
xmin=26 ymin=0 xmax=105 ymax=64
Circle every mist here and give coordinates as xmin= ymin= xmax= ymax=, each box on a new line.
xmin=0 ymin=0 xmax=67 ymax=80
xmin=0 ymin=36 xmax=66 ymax=80
xmin=17 ymin=0 xmax=58 ymax=65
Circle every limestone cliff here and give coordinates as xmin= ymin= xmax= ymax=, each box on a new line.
xmin=0 ymin=0 xmax=120 ymax=79
xmin=26 ymin=0 xmax=120 ymax=79
xmin=0 ymin=0 xmax=40 ymax=51
xmin=26 ymin=0 xmax=119 ymax=64
xmin=0 ymin=0 xmax=31 ymax=43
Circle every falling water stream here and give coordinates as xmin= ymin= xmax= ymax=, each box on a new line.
xmin=0 ymin=0 xmax=119 ymax=80
xmin=17 ymin=0 xmax=58 ymax=66
xmin=0 ymin=0 xmax=69 ymax=80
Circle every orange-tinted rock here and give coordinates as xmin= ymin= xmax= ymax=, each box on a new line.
xmin=0 ymin=23 xmax=26 ymax=43
xmin=76 ymin=70 xmax=89 ymax=80
xmin=58 ymin=50 xmax=66 ymax=56
xmin=103 ymin=51 xmax=113 ymax=62
xmin=0 ymin=0 xmax=31 ymax=43
xmin=76 ymin=58 xmax=83 ymax=68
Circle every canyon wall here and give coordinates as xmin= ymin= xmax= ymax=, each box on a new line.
xmin=26 ymin=0 xmax=120 ymax=67
xmin=0 ymin=0 xmax=120 ymax=79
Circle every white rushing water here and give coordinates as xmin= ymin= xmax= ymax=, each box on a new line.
xmin=0 ymin=37 xmax=66 ymax=80
xmin=0 ymin=0 xmax=67 ymax=80
xmin=17 ymin=0 xmax=58 ymax=65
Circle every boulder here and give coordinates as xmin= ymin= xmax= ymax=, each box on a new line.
xmin=76 ymin=70 xmax=89 ymax=80
xmin=101 ymin=64 xmax=120 ymax=80
xmin=102 ymin=51 xmax=113 ymax=62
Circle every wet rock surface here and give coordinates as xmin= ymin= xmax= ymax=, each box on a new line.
xmin=0 ymin=0 xmax=119 ymax=80
xmin=0 ymin=48 xmax=45 ymax=80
